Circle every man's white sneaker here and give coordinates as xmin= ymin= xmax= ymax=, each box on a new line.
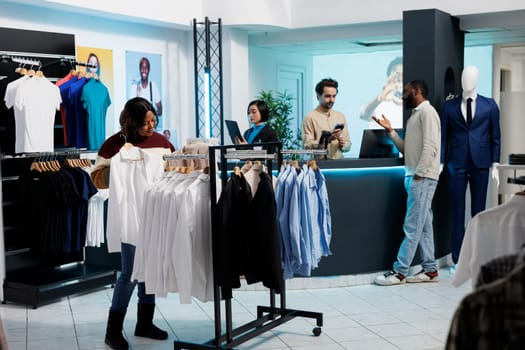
xmin=374 ymin=270 xmax=406 ymax=286
xmin=406 ymin=270 xmax=439 ymax=283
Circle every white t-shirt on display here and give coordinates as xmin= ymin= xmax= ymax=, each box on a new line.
xmin=5 ymin=76 xmax=61 ymax=153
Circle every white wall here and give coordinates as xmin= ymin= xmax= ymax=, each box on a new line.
xmin=204 ymin=0 xmax=291 ymax=29
xmin=23 ymin=0 xmax=201 ymax=28
xmin=495 ymin=46 xmax=525 ymax=162
xmin=498 ymin=91 xmax=525 ymax=202
xmin=222 ymin=28 xmax=250 ymax=138
xmin=289 ymin=0 xmax=525 ymax=28
xmin=248 ymin=46 xmax=313 ymax=131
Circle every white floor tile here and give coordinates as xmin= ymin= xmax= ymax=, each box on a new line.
xmin=27 ymin=336 xmax=79 ymax=350
xmin=3 ymin=327 xmax=26 ymax=343
xmin=385 ymin=334 xmax=443 ymax=350
xmin=236 ymin=332 xmax=289 ymax=349
xmin=74 ymin=322 xmax=106 ymax=338
xmin=27 ymin=324 xmax=76 ymax=340
xmin=350 ymin=312 xmax=401 ymax=326
xmin=322 ymin=325 xmax=380 ymax=342
xmin=6 ymin=341 xmax=26 ymax=350
xmin=77 ymin=334 xmax=108 ymax=350
xmin=366 ymin=322 xmax=424 ymax=338
xmin=339 ymin=338 xmax=401 ymax=350
xmin=2 ymin=266 xmax=470 ymax=349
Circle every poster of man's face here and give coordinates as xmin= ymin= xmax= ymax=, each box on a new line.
xmin=125 ymin=51 xmax=163 ymax=128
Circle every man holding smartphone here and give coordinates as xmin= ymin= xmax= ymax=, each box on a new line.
xmin=302 ymin=78 xmax=351 ymax=159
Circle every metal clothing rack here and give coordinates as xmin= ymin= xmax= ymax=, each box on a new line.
xmin=0 ymin=55 xmax=41 ymax=68
xmin=1 ymin=149 xmax=92 ymax=181
xmin=280 ymin=149 xmax=328 ymax=156
xmin=174 ymin=142 xmax=323 ymax=350
xmin=280 ymin=149 xmax=328 ymax=160
xmin=162 ymin=153 xmax=209 ymax=160
xmin=0 ymin=52 xmax=95 ymax=67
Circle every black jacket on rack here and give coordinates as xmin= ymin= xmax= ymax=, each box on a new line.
xmin=216 ymin=172 xmax=252 ymax=299
xmin=216 ymin=171 xmax=283 ymax=299
xmin=245 ymin=171 xmax=283 ymax=293
xmin=19 ymin=167 xmax=97 ymax=257
xmin=19 ymin=169 xmax=73 ymax=256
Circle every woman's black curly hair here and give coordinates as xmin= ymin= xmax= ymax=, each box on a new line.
xmin=119 ymin=97 xmax=157 ymax=142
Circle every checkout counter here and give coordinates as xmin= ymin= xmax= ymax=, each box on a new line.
xmin=309 ymin=157 xmax=452 ymax=276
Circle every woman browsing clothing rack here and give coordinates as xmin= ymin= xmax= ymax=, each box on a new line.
xmin=90 ymin=97 xmax=174 ymax=350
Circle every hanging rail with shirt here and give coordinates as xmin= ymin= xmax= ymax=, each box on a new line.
xmin=173 ymin=141 xmax=323 ymax=350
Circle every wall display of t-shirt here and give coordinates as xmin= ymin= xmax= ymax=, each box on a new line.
xmin=55 ymin=46 xmax=113 ymax=150
xmin=125 ymin=51 xmax=163 ymax=129
xmin=76 ymin=46 xmax=115 ymax=149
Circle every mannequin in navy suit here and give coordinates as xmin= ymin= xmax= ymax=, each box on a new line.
xmin=441 ymin=66 xmax=501 ymax=265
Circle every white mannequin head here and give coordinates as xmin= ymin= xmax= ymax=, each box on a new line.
xmin=461 ymin=66 xmax=479 ymax=93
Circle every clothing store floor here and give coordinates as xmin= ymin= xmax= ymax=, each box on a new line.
xmin=1 ymin=267 xmax=471 ymax=350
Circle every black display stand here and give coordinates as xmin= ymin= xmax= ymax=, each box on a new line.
xmin=174 ymin=142 xmax=323 ymax=350
xmin=1 ymin=153 xmax=116 ymax=308
xmin=3 ymin=264 xmax=115 ymax=308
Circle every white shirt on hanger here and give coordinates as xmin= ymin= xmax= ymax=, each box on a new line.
xmin=86 ymin=188 xmax=109 ymax=247
xmin=106 ymin=147 xmax=165 ymax=253
xmin=173 ymin=172 xmax=213 ymax=303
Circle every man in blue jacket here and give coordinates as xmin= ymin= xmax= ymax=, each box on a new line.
xmin=441 ymin=66 xmax=501 ymax=268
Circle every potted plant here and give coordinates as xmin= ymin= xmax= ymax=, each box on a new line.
xmin=256 ymin=90 xmax=302 ymax=150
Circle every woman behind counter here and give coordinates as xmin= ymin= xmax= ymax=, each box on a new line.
xmin=235 ymin=100 xmax=278 ymax=144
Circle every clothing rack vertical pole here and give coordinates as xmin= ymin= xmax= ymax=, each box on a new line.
xmin=173 ymin=142 xmax=323 ymax=350
xmin=208 ymin=146 xmax=222 ymax=346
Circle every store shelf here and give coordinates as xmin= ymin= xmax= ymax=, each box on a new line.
xmin=3 ymin=263 xmax=116 ymax=308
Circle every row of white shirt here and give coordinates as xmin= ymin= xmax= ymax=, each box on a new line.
xmin=132 ymin=168 xmax=220 ymax=304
